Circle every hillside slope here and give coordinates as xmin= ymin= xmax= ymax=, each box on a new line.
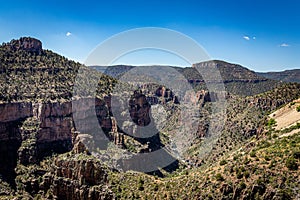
xmin=108 ymin=131 xmax=300 ymax=199
xmin=0 ymin=37 xmax=115 ymax=102
xmin=258 ymin=69 xmax=300 ymax=83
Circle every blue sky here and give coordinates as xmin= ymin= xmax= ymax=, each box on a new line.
xmin=0 ymin=0 xmax=299 ymax=71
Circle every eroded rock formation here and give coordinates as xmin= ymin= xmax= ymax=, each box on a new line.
xmin=40 ymin=155 xmax=114 ymax=200
xmin=5 ymin=37 xmax=43 ymax=54
xmin=129 ymin=91 xmax=151 ymax=126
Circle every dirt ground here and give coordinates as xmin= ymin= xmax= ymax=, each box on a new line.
xmin=269 ymin=98 xmax=300 ymax=130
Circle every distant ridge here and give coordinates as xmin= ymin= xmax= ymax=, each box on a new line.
xmin=91 ymin=60 xmax=279 ymax=96
xmin=257 ymin=69 xmax=300 ymax=83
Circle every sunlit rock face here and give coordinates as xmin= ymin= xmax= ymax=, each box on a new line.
xmin=129 ymin=91 xmax=151 ymax=126
xmin=6 ymin=37 xmax=43 ymax=54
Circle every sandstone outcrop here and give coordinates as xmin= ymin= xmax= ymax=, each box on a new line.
xmin=184 ymin=90 xmax=218 ymax=106
xmin=6 ymin=37 xmax=43 ymax=54
xmin=38 ymin=155 xmax=114 ymax=200
xmin=14 ymin=153 xmax=114 ymax=200
xmin=129 ymin=91 xmax=151 ymax=126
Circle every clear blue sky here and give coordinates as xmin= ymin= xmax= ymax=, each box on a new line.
xmin=0 ymin=0 xmax=299 ymax=72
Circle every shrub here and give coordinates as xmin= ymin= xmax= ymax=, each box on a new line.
xmin=244 ymin=157 xmax=250 ymax=165
xmin=138 ymin=178 xmax=144 ymax=191
xmin=33 ymin=194 xmax=43 ymax=200
xmin=250 ymin=151 xmax=256 ymax=158
xmin=293 ymin=151 xmax=300 ymax=159
xmin=220 ymin=160 xmax=227 ymax=166
xmin=268 ymin=160 xmax=275 ymax=169
xmin=264 ymin=155 xmax=271 ymax=161
xmin=267 ymin=118 xmax=276 ymax=127
xmin=240 ymin=166 xmax=245 ymax=172
xmin=236 ymin=171 xmax=243 ymax=179
xmin=256 ymin=177 xmax=265 ymax=185
xmin=276 ymin=189 xmax=292 ymax=199
xmin=260 ymin=141 xmax=271 ymax=148
xmin=239 ymin=182 xmax=246 ymax=190
xmin=285 ymin=157 xmax=298 ymax=170
xmin=233 ymin=155 xmax=239 ymax=160
xmin=244 ymin=171 xmax=250 ymax=178
xmin=215 ymin=173 xmax=225 ymax=181
xmin=296 ymin=106 xmax=300 ymax=112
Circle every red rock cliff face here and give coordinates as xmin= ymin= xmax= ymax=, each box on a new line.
xmin=0 ymin=97 xmax=118 ymax=185
xmin=0 ymin=102 xmax=32 ymax=140
xmin=0 ymin=102 xmax=33 ymax=184
xmin=0 ymin=102 xmax=32 ymax=122
xmin=15 ymin=153 xmax=114 ymax=200
xmin=129 ymin=91 xmax=151 ymax=126
xmin=0 ymin=99 xmax=112 ymax=143
xmin=73 ymin=97 xmax=113 ymax=133
xmin=155 ymin=86 xmax=179 ymax=104
xmin=33 ymin=102 xmax=73 ymax=143
xmin=184 ymin=90 xmax=219 ymax=106
xmin=39 ymin=156 xmax=114 ymax=200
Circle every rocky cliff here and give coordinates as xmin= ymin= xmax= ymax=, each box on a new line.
xmin=4 ymin=37 xmax=43 ymax=54
xmin=0 ymin=102 xmax=73 ymax=183
xmin=0 ymin=98 xmax=117 ymax=198
xmin=41 ymin=154 xmax=114 ymax=200
xmin=13 ymin=152 xmax=114 ymax=200
xmin=0 ymin=102 xmax=33 ymax=186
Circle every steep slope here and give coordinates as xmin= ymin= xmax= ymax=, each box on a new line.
xmin=0 ymin=38 xmax=183 ymax=198
xmin=185 ymin=82 xmax=300 ymax=166
xmin=107 ymin=132 xmax=300 ymax=199
xmin=0 ymin=37 xmax=116 ymax=103
xmin=258 ymin=69 xmax=300 ymax=83
xmin=106 ymin=89 xmax=300 ymax=199
xmin=0 ymin=37 xmax=117 ymax=198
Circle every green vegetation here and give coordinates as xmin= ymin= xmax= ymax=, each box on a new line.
xmin=250 ymin=150 xmax=256 ymax=157
xmin=267 ymin=118 xmax=276 ymax=128
xmin=105 ymin=132 xmax=300 ymax=199
xmin=296 ymin=105 xmax=300 ymax=112
xmin=280 ymin=122 xmax=300 ymax=134
xmin=219 ymin=159 xmax=227 ymax=165
xmin=215 ymin=173 xmax=224 ymax=181
xmin=286 ymin=157 xmax=298 ymax=170
xmin=0 ymin=41 xmax=116 ymax=102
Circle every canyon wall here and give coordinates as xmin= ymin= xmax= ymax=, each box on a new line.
xmin=0 ymin=97 xmax=120 ymax=179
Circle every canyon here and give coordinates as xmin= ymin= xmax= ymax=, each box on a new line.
xmin=0 ymin=37 xmax=299 ymax=199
